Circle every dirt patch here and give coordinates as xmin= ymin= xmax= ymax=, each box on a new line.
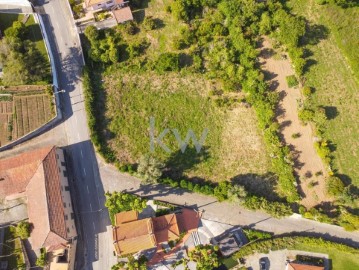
xmin=259 ymin=37 xmax=331 ymax=208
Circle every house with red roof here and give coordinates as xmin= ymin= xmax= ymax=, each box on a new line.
xmin=0 ymin=146 xmax=77 ymax=270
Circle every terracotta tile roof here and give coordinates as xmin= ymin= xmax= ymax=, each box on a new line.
xmin=0 ymin=146 xmax=68 ymax=250
xmin=153 ymin=214 xmax=180 ymax=243
xmin=113 ymin=218 xmax=156 ymax=255
xmin=112 ymin=210 xmax=201 ymax=255
xmin=0 ymin=147 xmax=53 ymax=198
xmin=176 ymin=208 xmax=201 ymax=233
xmin=287 ymin=263 xmax=324 ymax=270
xmin=112 ymin=7 xmax=133 ymax=24
xmin=114 ymin=210 xmax=138 ymax=225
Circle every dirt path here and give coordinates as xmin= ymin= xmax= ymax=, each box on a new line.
xmin=259 ymin=38 xmax=330 ymax=208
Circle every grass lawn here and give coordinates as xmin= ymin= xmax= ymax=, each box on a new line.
xmin=0 ymin=13 xmax=48 ymax=61
xmin=105 ymin=71 xmax=270 ymax=181
xmin=287 ymin=0 xmax=359 ymax=186
xmin=0 ymin=227 xmax=25 ymax=269
xmin=292 ymin=242 xmax=359 ymax=270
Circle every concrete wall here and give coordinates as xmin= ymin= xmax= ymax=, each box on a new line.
xmin=56 ymin=149 xmax=77 ymax=239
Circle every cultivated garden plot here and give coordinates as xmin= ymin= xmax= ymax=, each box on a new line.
xmin=0 ymin=90 xmax=54 ymax=147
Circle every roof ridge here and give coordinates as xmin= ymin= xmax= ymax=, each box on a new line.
xmin=24 ymin=146 xmax=54 ymax=191
xmin=42 ymin=231 xmax=68 ymax=248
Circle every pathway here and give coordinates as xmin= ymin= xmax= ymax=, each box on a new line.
xmin=259 ymin=38 xmax=329 ymax=208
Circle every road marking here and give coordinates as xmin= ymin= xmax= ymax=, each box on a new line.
xmin=86 ymin=185 xmax=90 ymax=194
xmin=80 ymin=149 xmax=83 ymax=158
xmin=93 ymin=222 xmax=96 ymax=231
xmin=89 ymin=203 xmax=93 ymax=211
xmin=83 ymin=168 xmax=86 ymax=176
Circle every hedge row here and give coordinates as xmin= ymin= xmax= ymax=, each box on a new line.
xmin=233 ymin=236 xmax=359 ymax=259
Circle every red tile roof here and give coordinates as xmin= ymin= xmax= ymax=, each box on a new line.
xmin=114 ymin=210 xmax=138 ymax=226
xmin=153 ymin=214 xmax=180 ymax=243
xmin=287 ymin=263 xmax=325 ymax=270
xmin=112 ymin=209 xmax=201 ymax=256
xmin=0 ymin=147 xmax=68 ymax=250
xmin=112 ymin=7 xmax=133 ymax=24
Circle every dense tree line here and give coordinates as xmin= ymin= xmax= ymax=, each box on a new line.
xmin=0 ymin=21 xmax=51 ymax=85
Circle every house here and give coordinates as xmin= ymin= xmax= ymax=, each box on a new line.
xmin=84 ymin=0 xmax=127 ymax=11
xmin=286 ymin=262 xmax=325 ymax=270
xmin=112 ymin=6 xmax=133 ymax=24
xmin=112 ymin=209 xmax=200 ymax=256
xmin=0 ymin=146 xmax=77 ymax=270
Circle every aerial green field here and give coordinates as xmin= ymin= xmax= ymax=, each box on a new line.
xmin=287 ymin=0 xmax=359 ymax=186
xmin=0 ymin=13 xmax=48 ymax=60
xmin=292 ymin=243 xmax=359 ymax=270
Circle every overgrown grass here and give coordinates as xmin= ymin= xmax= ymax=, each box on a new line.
xmin=287 ymin=0 xmax=359 ymax=186
xmin=105 ymin=71 xmax=269 ymax=181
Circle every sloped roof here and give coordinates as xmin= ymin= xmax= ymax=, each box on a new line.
xmin=0 ymin=147 xmax=52 ymax=198
xmin=176 ymin=208 xmax=201 ymax=233
xmin=112 ymin=7 xmax=133 ymax=24
xmin=114 ymin=210 xmax=138 ymax=226
xmin=288 ymin=263 xmax=325 ymax=270
xmin=113 ymin=218 xmax=156 ymax=255
xmin=0 ymin=146 xmax=68 ymax=250
xmin=153 ymin=214 xmax=180 ymax=243
xmin=85 ymin=0 xmax=105 ymax=7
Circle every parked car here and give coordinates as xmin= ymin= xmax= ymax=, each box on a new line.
xmin=259 ymin=257 xmax=267 ymax=270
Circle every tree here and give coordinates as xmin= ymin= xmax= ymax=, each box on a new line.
xmin=227 ymin=185 xmax=247 ymax=203
xmin=84 ymin=25 xmax=99 ymax=42
xmin=326 ymin=176 xmax=345 ymax=197
xmin=112 ymin=255 xmax=148 ymax=270
xmin=4 ymin=21 xmax=26 ymax=39
xmin=137 ymin=155 xmax=164 ymax=183
xmin=154 ymin=52 xmax=180 ymax=72
xmin=143 ymin=16 xmax=157 ymax=30
xmin=36 ymin=248 xmax=47 ymax=267
xmin=105 ymin=192 xmax=147 ymax=224
xmin=188 ymin=244 xmax=220 ymax=270
xmin=15 ymin=221 xmax=31 ymax=239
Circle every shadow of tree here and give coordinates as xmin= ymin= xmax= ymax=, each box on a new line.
xmin=324 ymin=106 xmax=339 ymax=120
xmin=230 ymin=173 xmax=282 ymax=201
xmin=164 ymin=146 xmax=210 ymax=180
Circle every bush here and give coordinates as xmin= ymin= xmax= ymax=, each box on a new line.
xmin=243 ymin=229 xmax=272 ymax=242
xmin=302 ymin=86 xmax=312 ymax=97
xmin=154 ymin=53 xmax=180 ymax=72
xmin=137 ymin=155 xmax=164 ymax=184
xmin=298 ymin=108 xmax=315 ymax=123
xmin=15 ymin=221 xmax=31 ymax=239
xmin=327 ymin=176 xmax=345 ymax=196
xmin=286 ymin=75 xmax=299 ymax=88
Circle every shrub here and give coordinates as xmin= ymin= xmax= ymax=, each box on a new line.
xmin=143 ymin=16 xmax=157 ymax=30
xmin=15 ymin=221 xmax=31 ymax=239
xmin=292 ymin=132 xmax=301 ymax=139
xmin=154 ymin=53 xmax=180 ymax=72
xmin=326 ymin=176 xmax=345 ymax=196
xmin=298 ymin=108 xmax=315 ymax=122
xmin=137 ymin=155 xmax=164 ymax=184
xmin=286 ymin=75 xmax=299 ymax=88
xmin=302 ymin=86 xmax=312 ymax=97
xmin=243 ymin=229 xmax=272 ymax=242
xmin=36 ymin=248 xmax=47 ymax=267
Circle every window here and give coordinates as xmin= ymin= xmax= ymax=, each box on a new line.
xmin=106 ymin=0 xmax=112 ymax=3
xmin=65 ymin=186 xmax=70 ymax=191
xmin=71 ymin=213 xmax=75 ymax=220
xmin=69 ymin=203 xmax=71 ymax=207
xmin=65 ymin=215 xmax=68 ymax=220
xmin=63 ymin=203 xmax=66 ymax=208
xmin=56 ymin=154 xmax=59 ymax=159
xmin=63 ymin=170 xmax=68 ymax=177
xmin=61 ymin=161 xmax=66 ymax=167
xmin=67 ymin=228 xmax=70 ymax=233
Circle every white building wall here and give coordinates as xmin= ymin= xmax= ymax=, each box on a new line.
xmin=55 ymin=149 xmax=77 ymax=239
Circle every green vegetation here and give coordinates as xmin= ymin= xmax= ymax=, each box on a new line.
xmin=188 ymin=245 xmax=220 ymax=270
xmin=104 ymin=192 xmax=147 ymax=224
xmin=15 ymin=221 xmax=31 ymax=240
xmin=242 ymin=229 xmax=272 ymax=242
xmin=0 ymin=226 xmax=25 ymax=270
xmin=35 ymin=248 xmax=47 ymax=267
xmin=137 ymin=155 xmax=164 ymax=184
xmin=234 ymin=236 xmax=359 ymax=270
xmin=0 ymin=15 xmax=50 ymax=85
xmin=111 ymin=255 xmax=147 ymax=270
xmin=287 ymin=0 xmax=359 ymax=191
xmin=286 ymin=75 xmax=299 ymax=88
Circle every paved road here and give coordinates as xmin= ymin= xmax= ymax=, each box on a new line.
xmin=34 ymin=1 xmax=116 ymax=269
xmin=99 ymin=160 xmax=359 ymax=248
